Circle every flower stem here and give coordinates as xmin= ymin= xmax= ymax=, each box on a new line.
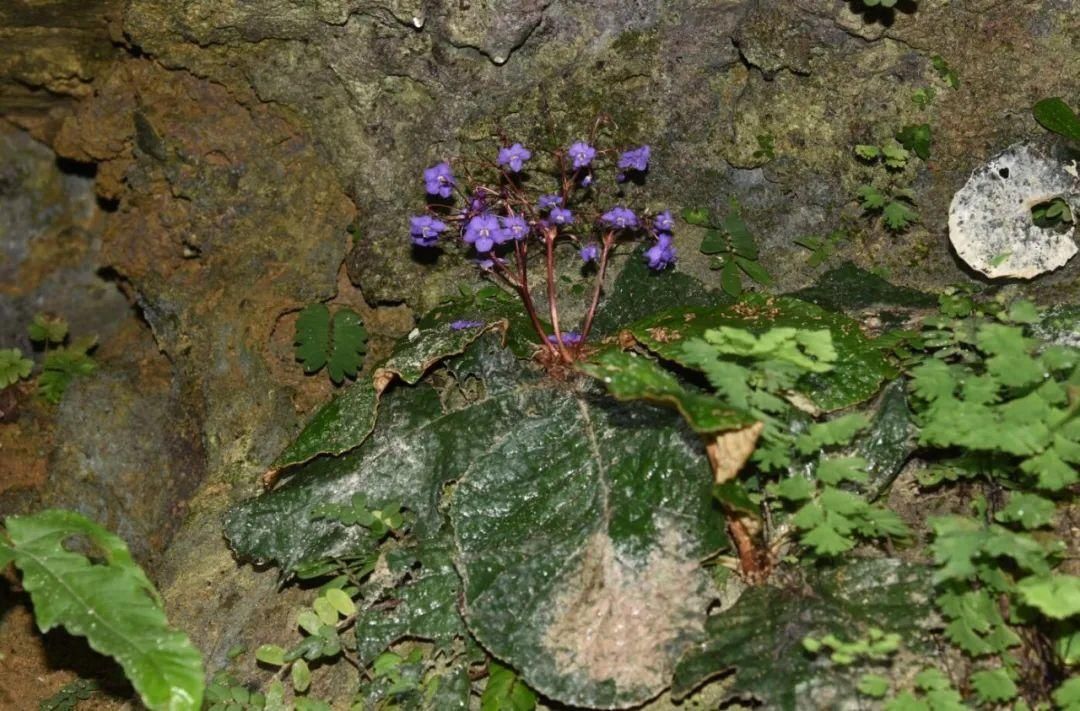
xmin=543 ymin=228 xmax=572 ymax=363
xmin=579 ymin=230 xmax=615 ymax=343
xmin=512 ymin=240 xmax=556 ymax=355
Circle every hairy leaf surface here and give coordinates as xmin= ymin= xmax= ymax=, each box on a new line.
xmin=673 ymin=559 xmax=933 ymax=710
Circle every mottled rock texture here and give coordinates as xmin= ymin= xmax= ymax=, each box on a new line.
xmin=1 ymin=0 xmax=1078 ymax=699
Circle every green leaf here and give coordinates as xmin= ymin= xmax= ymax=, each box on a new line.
xmin=970 ymin=668 xmax=1017 ymax=704
xmin=324 ymin=588 xmax=356 ymax=617
xmin=2 ymin=510 xmax=204 ymax=710
xmin=857 ymin=185 xmax=886 ymax=210
xmin=735 ymin=256 xmax=772 ymax=286
xmin=255 ymin=645 xmax=286 ymax=666
xmin=28 ymin=313 xmax=69 ymax=344
xmin=0 ymin=348 xmax=33 ymax=389
xmin=627 ymin=295 xmax=895 ymax=411
xmin=673 ymin=559 xmax=933 ymax=709
xmin=293 ymin=304 xmax=367 ymax=384
xmin=39 ymin=340 xmax=96 ymax=404
xmin=481 ymin=661 xmax=537 ymax=711
xmin=724 ymin=207 xmax=758 ymax=260
xmin=896 ymin=124 xmax=932 ymax=161
xmin=858 ymin=673 xmax=891 ymax=698
xmin=1054 ymin=677 xmax=1080 ymax=710
xmin=883 ymin=201 xmax=918 ymax=231
xmin=579 ymin=348 xmax=754 ymax=433
xmin=720 ymin=258 xmax=742 ymax=296
xmin=291 ymin=658 xmax=311 ymax=693
xmin=855 ymin=145 xmax=881 ymax=160
xmin=1033 ymin=97 xmax=1080 ymax=143
xmin=353 ymin=537 xmax=467 ymax=663
xmin=881 ymin=141 xmax=910 ymax=169
xmin=795 ymin=414 xmax=870 ymax=454
xmin=995 ymin=492 xmax=1056 ymax=529
xmin=681 ymin=207 xmax=713 ymax=227
xmin=1016 ymin=574 xmax=1080 ymax=619
xmin=699 ymin=229 xmax=728 ymax=255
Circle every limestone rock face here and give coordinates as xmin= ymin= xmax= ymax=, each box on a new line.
xmin=1 ymin=0 xmax=1079 ymax=689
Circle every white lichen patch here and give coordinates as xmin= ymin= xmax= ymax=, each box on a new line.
xmin=949 ymin=143 xmax=1080 ymax=279
xmin=541 ymin=524 xmax=708 ymax=703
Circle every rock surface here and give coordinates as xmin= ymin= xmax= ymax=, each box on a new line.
xmin=1 ymin=0 xmax=1079 ymax=703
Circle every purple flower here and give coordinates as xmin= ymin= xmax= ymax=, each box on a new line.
xmin=645 ymin=233 xmax=677 ymax=270
xmin=501 ymin=215 xmax=529 ymax=241
xmin=580 ymin=243 xmax=600 ymax=263
xmin=464 ymin=214 xmax=502 ymax=253
xmin=654 ymin=210 xmax=674 ymax=231
xmin=496 ymin=143 xmax=532 ymax=173
xmin=450 ymin=320 xmax=485 ymax=330
xmin=409 ymin=215 xmax=448 ymax=247
xmin=423 ymin=162 xmax=455 ymax=198
xmin=538 ymin=194 xmax=563 ymax=211
xmin=618 ymin=145 xmax=651 ymax=172
xmin=568 ymin=141 xmax=597 ymax=170
xmin=549 ymin=207 xmax=573 ymax=226
xmin=547 ymin=331 xmax=583 ymax=346
xmin=581 ymin=173 xmax=594 ymax=187
xmin=601 ymin=206 xmax=638 ymax=230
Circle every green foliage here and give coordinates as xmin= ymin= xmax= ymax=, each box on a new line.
xmin=752 ymin=133 xmax=776 ymax=161
xmin=39 ymin=679 xmax=100 ymax=711
xmin=794 ymin=229 xmax=848 ymax=267
xmin=773 ymin=455 xmax=909 ymax=556
xmin=885 ymin=668 xmax=965 ymax=711
xmin=896 ymin=124 xmax=932 ymax=161
xmin=930 ymin=55 xmax=959 ymax=89
xmin=684 ymin=200 xmax=772 ymax=296
xmin=1033 ymin=97 xmax=1080 ymax=144
xmin=803 ymin=626 xmax=901 ymax=666
xmin=481 ymin=661 xmax=537 ymax=711
xmin=1032 ymin=197 xmax=1075 ymax=229
xmin=28 ymin=313 xmax=69 ymax=344
xmin=911 ymin=87 xmax=936 ymax=109
xmin=0 ymin=509 xmax=204 ymax=710
xmin=858 ymin=185 xmax=919 ymax=231
xmin=0 ymin=347 xmax=33 ymax=389
xmin=39 ymin=336 xmax=97 ymax=403
xmin=294 ymin=303 xmax=367 ymax=385
xmin=673 ymin=559 xmax=933 ymax=709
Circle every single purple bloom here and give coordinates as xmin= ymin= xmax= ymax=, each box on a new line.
xmin=464 ymin=214 xmax=502 ymax=253
xmin=549 ymin=207 xmax=573 ymax=226
xmin=645 ymin=233 xmax=677 ymax=270
xmin=568 ymin=141 xmax=597 ymax=170
xmin=501 ymin=215 xmax=529 ymax=241
xmin=538 ymin=194 xmax=563 ymax=211
xmin=468 ymin=192 xmax=487 ymax=215
xmin=601 ymin=206 xmax=638 ymax=230
xmin=409 ymin=215 xmax=448 ymax=247
xmin=580 ymin=243 xmax=601 ymax=263
xmin=423 ymin=162 xmax=455 ymax=198
xmin=496 ymin=143 xmax=532 ymax=173
xmin=450 ymin=320 xmax=485 ymax=330
xmin=581 ymin=173 xmax=594 ymax=187
xmin=654 ymin=210 xmax=674 ymax=232
xmin=547 ymin=331 xmax=583 ymax=346
xmin=618 ymin=145 xmax=651 ymax=172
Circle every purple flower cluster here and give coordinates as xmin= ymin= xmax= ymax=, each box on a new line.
xmin=646 ymin=208 xmax=677 ymax=270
